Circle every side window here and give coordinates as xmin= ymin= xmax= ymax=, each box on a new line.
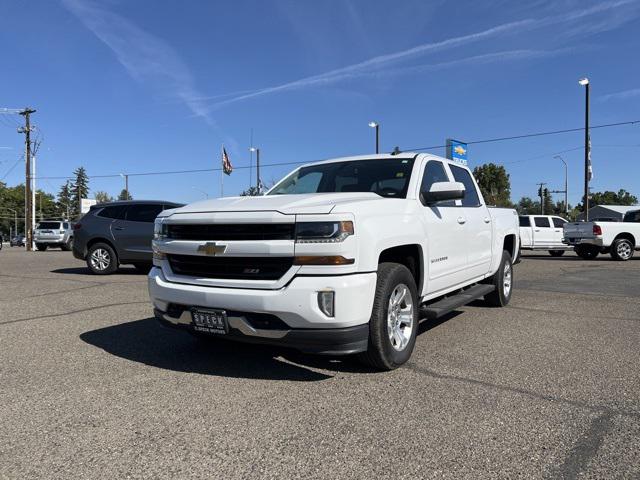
xmin=97 ymin=205 xmax=128 ymax=219
xmin=419 ymin=160 xmax=451 ymax=206
xmin=519 ymin=216 xmax=530 ymax=227
xmin=63 ymin=222 xmax=70 ymax=230
xmin=552 ymin=217 xmax=566 ymax=228
xmin=534 ymin=217 xmax=551 ymax=228
xmin=125 ymin=204 xmax=164 ymax=223
xmin=450 ymin=165 xmax=481 ymax=207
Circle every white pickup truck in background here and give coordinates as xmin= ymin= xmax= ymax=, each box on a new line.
xmin=563 ymin=209 xmax=640 ymax=261
xmin=518 ymin=215 xmax=571 ymax=257
xmin=149 ymin=153 xmax=519 ymax=370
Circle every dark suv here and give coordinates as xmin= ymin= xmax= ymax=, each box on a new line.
xmin=73 ymin=200 xmax=183 ymax=274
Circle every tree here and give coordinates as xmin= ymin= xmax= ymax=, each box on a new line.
xmin=117 ymin=189 xmax=133 ymax=201
xmin=95 ymin=191 xmax=113 ymax=204
xmin=516 ymin=196 xmax=541 ymax=215
xmin=57 ymin=181 xmax=73 ymax=218
xmin=472 ymin=163 xmax=512 ymax=207
xmin=71 ymin=167 xmax=90 ymax=218
xmin=590 ymin=189 xmax=638 ymax=206
xmin=239 ymin=186 xmax=262 ymax=196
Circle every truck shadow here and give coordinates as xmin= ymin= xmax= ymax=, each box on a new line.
xmin=80 ymin=312 xmax=462 ymax=380
xmin=51 ymin=266 xmax=142 ymax=275
xmin=80 ymin=318 xmax=337 ymax=381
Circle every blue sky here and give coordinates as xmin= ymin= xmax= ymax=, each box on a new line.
xmin=0 ymin=0 xmax=639 ymax=206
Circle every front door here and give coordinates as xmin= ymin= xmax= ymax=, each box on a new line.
xmin=111 ymin=203 xmax=164 ymax=261
xmin=419 ymin=159 xmax=468 ymax=294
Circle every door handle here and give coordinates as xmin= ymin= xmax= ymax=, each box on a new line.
xmin=457 ymin=217 xmax=466 ymax=225
xmin=484 ymin=217 xmax=491 ymax=223
xmin=114 ymin=227 xmax=125 ymax=231
xmin=534 ymin=229 xmax=540 ymax=232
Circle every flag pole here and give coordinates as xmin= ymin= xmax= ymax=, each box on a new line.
xmin=220 ymin=144 xmax=224 ymax=198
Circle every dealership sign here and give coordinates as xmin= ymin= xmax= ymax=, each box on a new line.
xmin=446 ymin=139 xmax=468 ymax=165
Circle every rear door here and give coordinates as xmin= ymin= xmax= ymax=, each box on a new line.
xmin=419 ymin=159 xmax=468 ymax=294
xmin=449 ymin=164 xmax=493 ymax=278
xmin=519 ymin=216 xmax=533 ymax=247
xmin=551 ymin=217 xmax=567 ymax=246
xmin=111 ymin=203 xmax=164 ymax=261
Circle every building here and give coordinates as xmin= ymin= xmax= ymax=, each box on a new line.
xmin=576 ymin=205 xmax=640 ymax=222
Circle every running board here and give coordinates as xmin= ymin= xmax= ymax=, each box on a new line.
xmin=420 ymin=284 xmax=495 ymax=320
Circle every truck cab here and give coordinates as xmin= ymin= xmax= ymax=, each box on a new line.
xmin=149 ymin=153 xmax=519 ymax=370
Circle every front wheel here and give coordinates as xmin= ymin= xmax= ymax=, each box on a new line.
xmin=549 ymin=250 xmax=565 ymax=257
xmin=610 ymin=238 xmax=634 ymax=261
xmin=61 ymin=237 xmax=73 ymax=251
xmin=357 ymin=263 xmax=418 ymax=371
xmin=86 ymin=243 xmax=118 ymax=275
xmin=484 ymin=250 xmax=513 ymax=307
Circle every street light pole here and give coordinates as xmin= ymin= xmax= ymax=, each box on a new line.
xmin=368 ymin=122 xmax=379 ymax=154
xmin=579 ymin=78 xmax=590 ymax=221
xmin=192 ymin=187 xmax=208 ymax=199
xmin=554 ymin=155 xmax=568 ymax=215
xmin=120 ymin=173 xmax=129 ymax=199
xmin=250 ymin=147 xmax=261 ymax=193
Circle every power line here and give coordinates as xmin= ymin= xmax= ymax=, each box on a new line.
xmin=400 ymin=119 xmax=640 ymax=153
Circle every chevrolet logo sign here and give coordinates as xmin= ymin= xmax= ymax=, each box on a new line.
xmin=197 ymin=242 xmax=227 ymax=256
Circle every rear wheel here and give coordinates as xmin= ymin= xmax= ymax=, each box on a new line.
xmin=36 ymin=243 xmax=48 ymax=251
xmin=357 ymin=263 xmax=418 ymax=371
xmin=575 ymin=244 xmax=599 ymax=260
xmin=484 ymin=250 xmax=513 ymax=307
xmin=86 ymin=243 xmax=118 ymax=275
xmin=549 ymin=250 xmax=565 ymax=257
xmin=610 ymin=238 xmax=634 ymax=261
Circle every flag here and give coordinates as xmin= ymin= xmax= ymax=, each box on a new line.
xmin=587 ymin=133 xmax=593 ymax=181
xmin=222 ymin=147 xmax=233 ymax=175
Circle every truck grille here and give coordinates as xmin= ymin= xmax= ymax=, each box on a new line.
xmin=167 ymin=223 xmax=295 ymax=241
xmin=167 ymin=254 xmax=293 ymax=281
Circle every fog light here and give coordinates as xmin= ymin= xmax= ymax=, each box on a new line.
xmin=317 ymin=290 xmax=335 ymax=317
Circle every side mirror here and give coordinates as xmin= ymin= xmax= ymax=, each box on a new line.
xmin=421 ymin=181 xmax=465 ymax=206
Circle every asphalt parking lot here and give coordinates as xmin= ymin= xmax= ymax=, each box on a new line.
xmin=1 ymin=248 xmax=639 ymax=479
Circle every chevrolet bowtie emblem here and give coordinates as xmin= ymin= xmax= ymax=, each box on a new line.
xmin=197 ymin=242 xmax=227 ymax=256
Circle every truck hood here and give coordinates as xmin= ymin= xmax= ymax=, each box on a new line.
xmin=166 ymin=192 xmax=384 ymax=216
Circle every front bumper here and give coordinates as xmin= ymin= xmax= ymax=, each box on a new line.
xmin=148 ymin=267 xmax=376 ymax=354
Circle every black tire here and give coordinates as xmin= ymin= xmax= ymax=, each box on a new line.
xmin=357 ymin=263 xmax=419 ymax=371
xmin=61 ymin=237 xmax=73 ymax=251
xmin=484 ymin=251 xmax=513 ymax=307
xmin=133 ymin=263 xmax=152 ymax=274
xmin=549 ymin=250 xmax=565 ymax=257
xmin=36 ymin=243 xmax=48 ymax=251
xmin=610 ymin=238 xmax=634 ymax=261
xmin=575 ymin=244 xmax=599 ymax=260
xmin=86 ymin=242 xmax=118 ymax=275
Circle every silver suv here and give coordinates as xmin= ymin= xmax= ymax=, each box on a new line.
xmin=34 ymin=220 xmax=74 ymax=251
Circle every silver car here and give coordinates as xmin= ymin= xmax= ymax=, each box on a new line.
xmin=34 ymin=220 xmax=74 ymax=251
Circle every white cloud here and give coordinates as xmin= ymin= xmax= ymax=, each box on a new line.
xmin=205 ymin=0 xmax=640 ymax=110
xmin=599 ymin=88 xmax=640 ymax=102
xmin=61 ymin=0 xmax=238 ymax=150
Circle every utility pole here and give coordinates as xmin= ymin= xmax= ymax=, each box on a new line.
xmin=18 ymin=108 xmax=36 ymax=251
xmin=369 ymin=122 xmax=380 ymax=154
xmin=579 ymin=78 xmax=590 ymax=221
xmin=537 ymin=182 xmax=546 ymax=215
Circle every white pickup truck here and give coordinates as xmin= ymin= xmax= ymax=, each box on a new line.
xmin=149 ymin=153 xmax=520 ymax=370
xmin=519 ymin=215 xmax=571 ymax=257
xmin=563 ymin=209 xmax=640 ymax=261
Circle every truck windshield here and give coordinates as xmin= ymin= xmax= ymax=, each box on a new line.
xmin=268 ymin=158 xmax=415 ymax=198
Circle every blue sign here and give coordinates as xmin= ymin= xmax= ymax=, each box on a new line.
xmin=446 ymin=139 xmax=468 ymax=165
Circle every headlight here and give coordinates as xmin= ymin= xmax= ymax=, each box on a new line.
xmin=295 ymin=221 xmax=354 ymax=243
xmin=154 ymin=219 xmax=168 ymax=240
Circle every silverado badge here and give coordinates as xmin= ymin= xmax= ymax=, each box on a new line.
xmin=197 ymin=242 xmax=227 ymax=256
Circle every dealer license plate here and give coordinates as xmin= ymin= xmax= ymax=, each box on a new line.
xmin=191 ymin=308 xmax=228 ymax=334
